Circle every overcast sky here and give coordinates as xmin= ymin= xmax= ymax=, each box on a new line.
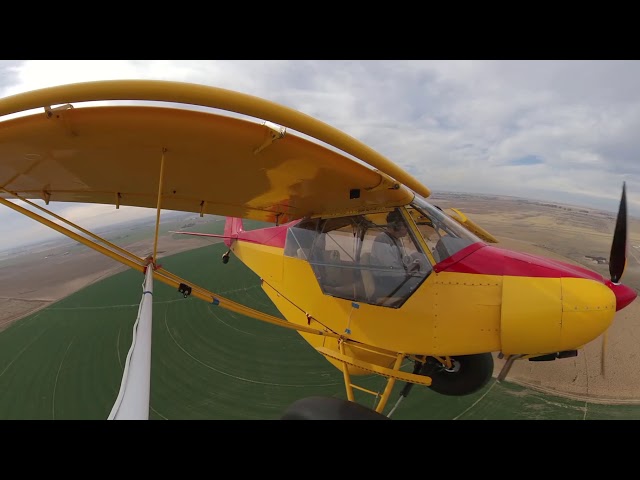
xmin=1 ymin=60 xmax=639 ymax=251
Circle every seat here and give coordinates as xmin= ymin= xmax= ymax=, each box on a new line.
xmin=322 ymin=249 xmax=342 ymax=286
xmin=325 ymin=249 xmax=340 ymax=262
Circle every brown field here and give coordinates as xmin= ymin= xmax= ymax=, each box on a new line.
xmin=430 ymin=192 xmax=640 ymax=404
xmin=0 ymin=216 xmax=219 ymax=331
xmin=2 ymin=194 xmax=640 ymax=404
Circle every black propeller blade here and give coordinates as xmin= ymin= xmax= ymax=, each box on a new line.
xmin=609 ymin=182 xmax=627 ymax=284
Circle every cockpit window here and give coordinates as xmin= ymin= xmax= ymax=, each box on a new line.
xmin=284 ymin=210 xmax=431 ymax=308
xmin=408 ymin=197 xmax=482 ymax=263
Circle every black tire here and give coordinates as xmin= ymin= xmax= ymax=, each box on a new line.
xmin=280 ymin=396 xmax=390 ymax=420
xmin=424 ymin=353 xmax=494 ymax=396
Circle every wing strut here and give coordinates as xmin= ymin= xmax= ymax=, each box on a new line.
xmin=0 ymin=192 xmax=340 ymax=339
xmin=152 ymin=149 xmax=167 ymax=263
xmin=0 ymin=187 xmax=147 ymax=268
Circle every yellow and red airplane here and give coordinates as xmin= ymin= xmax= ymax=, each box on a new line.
xmin=0 ymin=80 xmax=635 ymax=419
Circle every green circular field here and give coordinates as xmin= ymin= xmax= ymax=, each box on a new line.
xmin=1 ymin=243 xmax=639 ymax=420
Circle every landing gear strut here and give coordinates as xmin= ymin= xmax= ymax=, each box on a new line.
xmin=386 ymin=360 xmax=425 ymax=417
xmin=387 ymin=353 xmax=494 ymax=417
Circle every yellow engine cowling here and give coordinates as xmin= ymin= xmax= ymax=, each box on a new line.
xmin=500 ymin=276 xmax=616 ymax=355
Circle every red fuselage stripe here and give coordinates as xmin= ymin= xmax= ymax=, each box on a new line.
xmin=437 ymin=243 xmax=604 ymax=280
xmin=241 ymin=224 xmax=605 ymax=282
xmin=237 ymin=221 xmax=299 ymax=248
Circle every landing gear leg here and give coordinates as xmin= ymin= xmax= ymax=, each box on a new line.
xmin=222 ymin=250 xmax=231 ymax=264
xmin=386 ymin=359 xmax=424 ymax=418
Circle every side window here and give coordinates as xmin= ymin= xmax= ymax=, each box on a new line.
xmin=285 ymin=211 xmax=431 ymax=308
xmin=309 ymin=218 xmax=361 ymax=300
xmin=284 ymin=220 xmax=319 ymax=260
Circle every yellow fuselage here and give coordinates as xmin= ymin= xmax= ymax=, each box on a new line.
xmin=232 ymin=239 xmax=619 ymax=373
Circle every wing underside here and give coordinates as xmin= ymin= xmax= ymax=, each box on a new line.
xmin=0 ymin=81 xmax=423 ymax=223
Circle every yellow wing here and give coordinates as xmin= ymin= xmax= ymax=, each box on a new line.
xmin=0 ymin=80 xmax=430 ymax=223
xmin=444 ymin=207 xmax=499 ymax=243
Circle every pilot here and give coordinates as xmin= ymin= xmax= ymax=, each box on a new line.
xmin=371 ymin=210 xmax=409 ymax=270
xmin=370 ymin=210 xmax=415 ymax=300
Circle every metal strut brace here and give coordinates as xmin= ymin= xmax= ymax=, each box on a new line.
xmin=0 ymin=187 xmax=146 ymax=268
xmin=0 ymin=196 xmax=340 ymax=339
xmin=152 ymin=148 xmax=166 ymax=266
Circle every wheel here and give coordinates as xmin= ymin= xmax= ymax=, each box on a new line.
xmin=423 ymin=353 xmax=493 ymax=396
xmin=280 ymin=396 xmax=390 ymax=420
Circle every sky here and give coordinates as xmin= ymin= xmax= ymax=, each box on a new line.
xmin=0 ymin=59 xmax=639 ymax=251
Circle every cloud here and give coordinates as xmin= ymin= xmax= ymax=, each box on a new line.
xmin=507 ymin=155 xmax=544 ymax=166
xmin=1 ymin=60 xmax=639 ymax=250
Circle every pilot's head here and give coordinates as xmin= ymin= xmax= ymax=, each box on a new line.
xmin=386 ymin=210 xmax=408 ymax=237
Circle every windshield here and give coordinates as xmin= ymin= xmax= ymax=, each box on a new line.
xmin=408 ymin=196 xmax=483 ymax=263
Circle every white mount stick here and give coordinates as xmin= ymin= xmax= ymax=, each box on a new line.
xmin=108 ymin=266 xmax=154 ymax=420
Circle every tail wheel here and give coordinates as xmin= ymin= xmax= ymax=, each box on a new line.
xmin=423 ymin=353 xmax=494 ymax=396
